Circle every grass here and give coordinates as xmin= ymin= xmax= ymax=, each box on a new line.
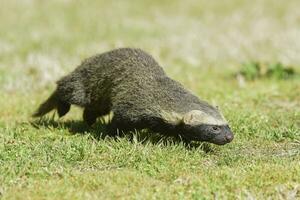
xmin=1 ymin=0 xmax=300 ymax=199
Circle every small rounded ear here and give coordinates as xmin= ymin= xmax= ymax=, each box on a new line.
xmin=182 ymin=110 xmax=205 ymax=125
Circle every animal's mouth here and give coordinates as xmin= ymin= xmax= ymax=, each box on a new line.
xmin=182 ymin=132 xmax=234 ymax=145
xmin=211 ymin=132 xmax=234 ymax=145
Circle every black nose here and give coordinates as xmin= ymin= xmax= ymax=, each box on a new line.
xmin=225 ymin=133 xmax=234 ymax=142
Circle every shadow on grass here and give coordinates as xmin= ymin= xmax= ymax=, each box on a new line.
xmin=30 ymin=117 xmax=214 ymax=152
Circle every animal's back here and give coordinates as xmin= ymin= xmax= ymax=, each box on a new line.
xmin=55 ymin=48 xmax=165 ymax=106
xmin=60 ymin=48 xmax=200 ymax=119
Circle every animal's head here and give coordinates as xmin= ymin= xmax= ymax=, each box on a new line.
xmin=180 ymin=109 xmax=234 ymax=145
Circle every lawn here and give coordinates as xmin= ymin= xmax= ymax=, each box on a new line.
xmin=0 ymin=0 xmax=300 ymax=199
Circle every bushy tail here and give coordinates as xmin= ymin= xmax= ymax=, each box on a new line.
xmin=32 ymin=90 xmax=70 ymax=118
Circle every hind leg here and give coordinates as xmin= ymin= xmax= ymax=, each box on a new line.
xmin=83 ymin=108 xmax=98 ymax=126
xmin=57 ymin=100 xmax=71 ymax=117
xmin=83 ymin=106 xmax=110 ymax=126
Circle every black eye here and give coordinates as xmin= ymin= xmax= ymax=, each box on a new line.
xmin=211 ymin=126 xmax=221 ymax=132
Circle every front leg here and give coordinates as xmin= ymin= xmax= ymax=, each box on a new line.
xmin=107 ymin=117 xmax=136 ymax=137
xmin=107 ymin=109 xmax=145 ymax=136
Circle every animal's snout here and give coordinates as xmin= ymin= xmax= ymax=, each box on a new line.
xmin=225 ymin=132 xmax=234 ymax=142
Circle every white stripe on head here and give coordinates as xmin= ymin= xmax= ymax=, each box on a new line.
xmin=161 ymin=110 xmax=182 ymax=125
xmin=183 ymin=110 xmax=227 ymax=126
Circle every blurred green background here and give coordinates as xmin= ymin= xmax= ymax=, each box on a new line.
xmin=1 ymin=0 xmax=300 ymax=91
